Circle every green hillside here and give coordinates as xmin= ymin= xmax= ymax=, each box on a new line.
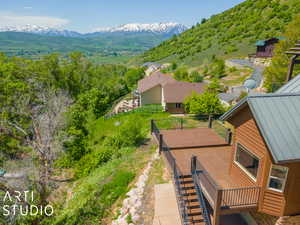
xmin=137 ymin=0 xmax=300 ymax=65
xmin=0 ymin=32 xmax=170 ymax=62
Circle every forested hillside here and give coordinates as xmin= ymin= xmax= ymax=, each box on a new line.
xmin=138 ymin=0 xmax=300 ymax=65
xmin=0 ymin=52 xmax=150 ymax=225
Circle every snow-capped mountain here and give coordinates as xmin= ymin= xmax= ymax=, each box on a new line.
xmin=0 ymin=22 xmax=187 ymax=38
xmin=0 ymin=24 xmax=82 ymax=37
xmin=93 ymin=22 xmax=187 ymax=34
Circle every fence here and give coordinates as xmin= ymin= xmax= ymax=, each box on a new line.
xmin=161 ymin=140 xmax=190 ymax=225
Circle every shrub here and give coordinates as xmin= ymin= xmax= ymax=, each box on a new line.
xmin=174 ymin=67 xmax=189 ymax=81
xmin=75 ymin=147 xmax=114 ymax=177
xmin=189 ymin=71 xmax=204 ymax=82
xmin=103 ymin=118 xmax=144 ymax=149
xmin=184 ymin=91 xmax=225 ymax=115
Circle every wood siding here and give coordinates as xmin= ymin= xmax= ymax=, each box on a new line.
xmin=282 ymin=162 xmax=300 ymax=215
xmin=228 ymin=105 xmax=289 ymax=217
xmin=165 ymin=103 xmax=185 ymax=114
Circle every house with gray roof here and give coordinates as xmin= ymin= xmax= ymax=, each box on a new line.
xmin=217 ymin=76 xmax=300 ymax=221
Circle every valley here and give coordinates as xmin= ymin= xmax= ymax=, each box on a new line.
xmin=0 ymin=23 xmax=187 ymax=63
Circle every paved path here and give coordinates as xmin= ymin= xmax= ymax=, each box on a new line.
xmin=152 ymin=183 xmax=181 ymax=225
xmin=228 ymin=59 xmax=265 ymax=88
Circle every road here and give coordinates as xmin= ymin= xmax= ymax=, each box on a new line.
xmin=228 ymin=59 xmax=265 ymax=88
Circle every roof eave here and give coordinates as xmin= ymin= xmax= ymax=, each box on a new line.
xmin=219 ymin=97 xmax=248 ymax=121
xmin=276 ymin=158 xmax=300 ymax=164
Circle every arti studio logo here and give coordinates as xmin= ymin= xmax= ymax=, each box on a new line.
xmin=2 ymin=191 xmax=54 ymax=217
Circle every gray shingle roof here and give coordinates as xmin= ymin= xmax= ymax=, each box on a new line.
xmin=220 ymin=93 xmax=300 ymax=163
xmin=276 ymin=74 xmax=300 ymax=94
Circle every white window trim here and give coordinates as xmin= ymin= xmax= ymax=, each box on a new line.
xmin=234 ymin=143 xmax=259 ymax=182
xmin=267 ymin=164 xmax=289 ymax=193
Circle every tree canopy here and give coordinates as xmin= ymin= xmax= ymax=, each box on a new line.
xmin=184 ymin=91 xmax=225 ymax=115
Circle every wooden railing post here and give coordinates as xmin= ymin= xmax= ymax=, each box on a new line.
xmin=208 ymin=115 xmax=213 ymax=128
xmin=213 ymin=189 xmax=222 ymax=225
xmin=180 ymin=118 xmax=183 ymax=129
xmin=226 ymin=128 xmax=232 ymax=145
xmin=191 ymin=155 xmax=197 ymax=174
xmin=150 ymin=119 xmax=154 ymax=133
xmin=159 ymin=134 xmax=163 ymax=154
xmin=287 ymin=55 xmax=298 ymax=82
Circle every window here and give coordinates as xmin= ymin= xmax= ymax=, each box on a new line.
xmin=235 ymin=143 xmax=259 ymax=180
xmin=268 ymin=165 xmax=288 ymax=192
xmin=175 ymin=103 xmax=182 ymax=108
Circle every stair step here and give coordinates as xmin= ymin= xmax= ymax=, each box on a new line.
xmin=187 ymin=211 xmax=202 ymax=217
xmin=179 ymin=180 xmax=194 ymax=184
xmin=182 ymin=186 xmax=195 ymax=191
xmin=187 ymin=205 xmax=201 ymax=209
xmin=178 ymin=175 xmax=192 ymax=179
xmin=182 ymin=192 xmax=196 ymax=197
xmin=191 ymin=219 xmax=205 ymax=224
xmin=184 ymin=198 xmax=198 ymax=203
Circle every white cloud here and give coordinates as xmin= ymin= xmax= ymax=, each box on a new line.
xmin=24 ymin=6 xmax=33 ymax=10
xmin=0 ymin=11 xmax=69 ymax=28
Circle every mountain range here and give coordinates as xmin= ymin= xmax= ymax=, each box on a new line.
xmin=0 ymin=22 xmax=187 ymax=38
xmin=0 ymin=22 xmax=187 ymax=61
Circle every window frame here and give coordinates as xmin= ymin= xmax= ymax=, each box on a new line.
xmin=267 ymin=165 xmax=289 ymax=193
xmin=234 ymin=143 xmax=260 ymax=182
xmin=175 ymin=103 xmax=182 ymax=108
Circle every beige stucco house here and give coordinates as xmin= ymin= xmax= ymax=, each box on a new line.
xmin=137 ymin=72 xmax=205 ymax=113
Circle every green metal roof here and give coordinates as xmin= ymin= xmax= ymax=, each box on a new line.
xmin=0 ymin=169 xmax=6 ymax=176
xmin=221 ymin=93 xmax=300 ymax=163
xmin=276 ymin=74 xmax=300 ymax=94
xmin=255 ymin=37 xmax=286 ymax=46
xmin=256 ymin=40 xmax=266 ymax=46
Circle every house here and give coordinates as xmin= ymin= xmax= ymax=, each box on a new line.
xmin=254 ymin=37 xmax=285 ymax=58
xmin=137 ymin=72 xmax=205 ymax=113
xmin=151 ymin=74 xmax=300 ymax=225
xmin=221 ymin=93 xmax=300 ymax=218
xmin=142 ymin=62 xmax=163 ymax=76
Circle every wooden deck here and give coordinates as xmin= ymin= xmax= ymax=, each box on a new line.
xmin=154 ymin=124 xmax=260 ymax=224
xmin=160 ymin=128 xmax=228 ymax=149
xmin=171 ymin=146 xmax=254 ymax=189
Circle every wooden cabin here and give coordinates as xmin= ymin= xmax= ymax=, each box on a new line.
xmin=254 ymin=37 xmax=284 ymax=58
xmin=220 ymin=92 xmax=300 ymax=218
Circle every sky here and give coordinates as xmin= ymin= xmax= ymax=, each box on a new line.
xmin=1 ymin=0 xmax=246 ymax=33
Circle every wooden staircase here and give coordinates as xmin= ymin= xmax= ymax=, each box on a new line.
xmin=178 ymin=175 xmax=208 ymax=225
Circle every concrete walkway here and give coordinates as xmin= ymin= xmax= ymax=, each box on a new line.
xmin=152 ymin=183 xmax=181 ymax=225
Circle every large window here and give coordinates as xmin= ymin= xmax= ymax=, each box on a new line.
xmin=268 ymin=165 xmax=288 ymax=192
xmin=235 ymin=143 xmax=259 ymax=180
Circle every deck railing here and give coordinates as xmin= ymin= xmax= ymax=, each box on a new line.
xmin=151 ymin=115 xmax=222 ymax=131
xmin=192 ymin=156 xmax=260 ymax=209
xmin=221 ymin=187 xmax=260 ymax=208
xmin=193 ymin=156 xmax=221 ymax=205
xmin=191 ymin=156 xmax=212 ymax=225
xmin=151 ymin=119 xmax=160 ymax=141
xmin=161 ymin=141 xmax=190 ymax=225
